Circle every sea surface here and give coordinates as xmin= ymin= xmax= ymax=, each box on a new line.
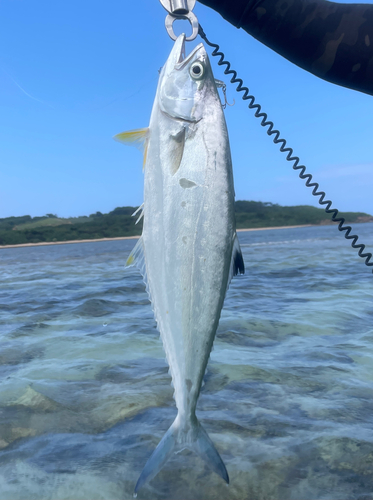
xmin=1 ymin=224 xmax=373 ymax=500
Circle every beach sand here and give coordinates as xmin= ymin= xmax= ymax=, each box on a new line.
xmin=0 ymin=225 xmax=316 ymax=250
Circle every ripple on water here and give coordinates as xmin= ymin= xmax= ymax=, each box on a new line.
xmin=1 ymin=226 xmax=373 ymax=499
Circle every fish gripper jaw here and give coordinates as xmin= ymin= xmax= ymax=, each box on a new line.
xmin=159 ymin=0 xmax=199 ymax=41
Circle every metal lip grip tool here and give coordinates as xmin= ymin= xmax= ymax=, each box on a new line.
xmin=159 ymin=0 xmax=199 ymax=41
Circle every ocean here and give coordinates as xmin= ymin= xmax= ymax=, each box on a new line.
xmin=0 ymin=223 xmax=373 ymax=500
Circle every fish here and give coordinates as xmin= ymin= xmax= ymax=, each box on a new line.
xmin=114 ymin=33 xmax=244 ymax=493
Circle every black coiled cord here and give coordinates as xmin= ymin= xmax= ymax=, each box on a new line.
xmin=198 ymin=24 xmax=373 ymax=273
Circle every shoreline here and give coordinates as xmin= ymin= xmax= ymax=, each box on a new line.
xmin=0 ymin=224 xmax=317 ymax=250
xmin=236 ymin=224 xmax=314 ymax=232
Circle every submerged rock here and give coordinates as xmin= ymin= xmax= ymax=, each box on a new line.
xmin=11 ymin=385 xmax=60 ymax=412
xmin=0 ymin=426 xmax=37 ymax=449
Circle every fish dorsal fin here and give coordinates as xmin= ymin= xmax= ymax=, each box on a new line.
xmin=113 ymin=128 xmax=149 ymax=170
xmin=227 ymin=233 xmax=245 ymax=292
xmin=161 ymin=127 xmax=186 ymax=175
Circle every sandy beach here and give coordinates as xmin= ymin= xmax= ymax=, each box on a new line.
xmin=0 ymin=225 xmax=316 ymax=250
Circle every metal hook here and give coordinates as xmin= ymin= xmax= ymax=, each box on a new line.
xmin=215 ymin=79 xmax=235 ymax=109
xmin=160 ymin=0 xmax=199 ymax=41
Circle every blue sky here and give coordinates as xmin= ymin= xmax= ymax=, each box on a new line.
xmin=1 ymin=0 xmax=372 ymax=218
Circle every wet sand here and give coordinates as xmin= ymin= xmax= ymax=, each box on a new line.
xmin=0 ymin=224 xmax=316 ymax=250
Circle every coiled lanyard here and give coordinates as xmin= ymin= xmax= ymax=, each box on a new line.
xmin=159 ymin=0 xmax=373 ymax=273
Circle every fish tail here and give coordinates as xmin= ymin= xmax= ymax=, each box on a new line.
xmin=134 ymin=414 xmax=229 ymax=493
xmin=193 ymin=420 xmax=229 ymax=484
xmin=134 ymin=420 xmax=177 ymax=494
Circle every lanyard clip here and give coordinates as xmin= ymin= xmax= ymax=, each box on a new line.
xmin=159 ymin=0 xmax=199 ymax=41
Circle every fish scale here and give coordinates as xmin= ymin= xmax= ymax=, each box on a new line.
xmin=114 ymin=33 xmax=244 ymax=493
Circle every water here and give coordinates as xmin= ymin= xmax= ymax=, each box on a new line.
xmin=0 ymin=224 xmax=373 ymax=500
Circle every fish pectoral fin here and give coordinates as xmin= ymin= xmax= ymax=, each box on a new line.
xmin=113 ymin=127 xmax=149 ymax=170
xmin=161 ymin=127 xmax=186 ymax=175
xmin=226 ymin=233 xmax=245 ymax=292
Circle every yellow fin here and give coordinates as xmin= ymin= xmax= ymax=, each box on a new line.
xmin=114 ymin=127 xmax=150 ymax=170
xmin=113 ymin=128 xmax=149 ymax=150
xmin=126 ymin=254 xmax=134 ymax=266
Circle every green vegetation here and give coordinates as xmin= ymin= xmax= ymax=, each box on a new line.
xmin=234 ymin=201 xmax=372 ymax=228
xmin=0 ymin=202 xmax=371 ymax=246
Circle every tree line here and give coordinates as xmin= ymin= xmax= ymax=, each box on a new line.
xmin=0 ymin=202 xmax=371 ymax=246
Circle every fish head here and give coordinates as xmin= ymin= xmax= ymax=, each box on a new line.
xmin=159 ymin=34 xmax=215 ymax=123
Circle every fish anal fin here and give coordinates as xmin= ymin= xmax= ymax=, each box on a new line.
xmin=126 ymin=236 xmax=145 ymax=269
xmin=131 ymin=204 xmax=144 ymax=218
xmin=125 ymin=236 xmax=153 ymax=305
xmin=132 ymin=204 xmax=144 ymax=224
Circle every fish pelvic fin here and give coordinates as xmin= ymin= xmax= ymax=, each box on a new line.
xmin=134 ymin=414 xmax=229 ymax=493
xmin=113 ymin=127 xmax=149 ymax=170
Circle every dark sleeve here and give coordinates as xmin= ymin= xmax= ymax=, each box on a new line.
xmin=198 ymin=0 xmax=373 ymax=96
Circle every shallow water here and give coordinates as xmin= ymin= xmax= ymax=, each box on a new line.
xmin=0 ymin=224 xmax=373 ymax=500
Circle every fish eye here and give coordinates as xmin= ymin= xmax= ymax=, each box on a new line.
xmin=190 ymin=62 xmax=205 ymax=80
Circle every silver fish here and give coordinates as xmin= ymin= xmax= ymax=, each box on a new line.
xmin=114 ymin=33 xmax=244 ymax=492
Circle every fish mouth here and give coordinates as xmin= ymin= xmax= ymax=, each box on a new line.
xmin=174 ymin=34 xmax=204 ymax=70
